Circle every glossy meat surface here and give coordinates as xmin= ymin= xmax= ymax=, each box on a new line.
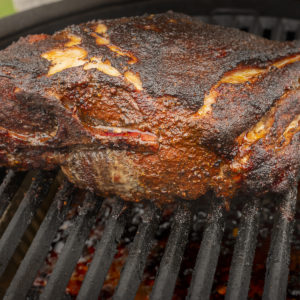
xmin=0 ymin=12 xmax=299 ymax=203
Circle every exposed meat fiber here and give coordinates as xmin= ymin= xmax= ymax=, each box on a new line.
xmin=0 ymin=12 xmax=299 ymax=204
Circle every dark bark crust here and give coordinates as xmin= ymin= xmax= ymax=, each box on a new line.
xmin=0 ymin=12 xmax=299 ymax=203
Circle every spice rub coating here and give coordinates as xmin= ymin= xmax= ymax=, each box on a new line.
xmin=0 ymin=12 xmax=299 ymax=203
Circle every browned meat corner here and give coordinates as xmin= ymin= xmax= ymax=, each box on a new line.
xmin=0 ymin=12 xmax=299 ymax=204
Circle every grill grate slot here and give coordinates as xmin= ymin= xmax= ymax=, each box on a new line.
xmin=187 ymin=198 xmax=225 ymax=300
xmin=225 ymin=198 xmax=261 ymax=300
xmin=77 ymin=201 xmax=126 ymax=300
xmin=262 ymin=188 xmax=298 ymax=300
xmin=262 ymin=28 xmax=272 ymax=39
xmin=259 ymin=17 xmax=283 ymax=40
xmin=3 ymin=180 xmax=74 ymax=300
xmin=0 ymin=170 xmax=26 ymax=218
xmin=235 ymin=15 xmax=256 ymax=32
xmin=282 ymin=18 xmax=300 ymax=40
xmin=0 ymin=168 xmax=7 ymax=183
xmin=286 ymin=31 xmax=296 ymax=41
xmin=150 ymin=205 xmax=192 ymax=300
xmin=0 ymin=171 xmax=55 ymax=277
xmin=39 ymin=192 xmax=102 ymax=300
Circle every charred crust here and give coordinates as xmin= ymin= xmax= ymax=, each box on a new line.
xmin=0 ymin=12 xmax=298 ymax=203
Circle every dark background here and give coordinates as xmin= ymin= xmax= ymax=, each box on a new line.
xmin=0 ymin=0 xmax=299 ymax=48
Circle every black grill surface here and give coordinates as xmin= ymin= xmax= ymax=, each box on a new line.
xmin=0 ymin=2 xmax=299 ymax=299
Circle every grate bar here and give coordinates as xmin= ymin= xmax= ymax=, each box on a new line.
xmin=0 ymin=170 xmax=26 ymax=218
xmin=271 ymin=19 xmax=284 ymax=41
xmin=250 ymin=16 xmax=263 ymax=36
xmin=77 ymin=200 xmax=126 ymax=300
xmin=187 ymin=197 xmax=225 ymax=300
xmin=3 ymin=180 xmax=74 ymax=300
xmin=0 ymin=171 xmax=55 ymax=276
xmin=262 ymin=187 xmax=297 ymax=300
xmin=225 ymin=197 xmax=260 ymax=300
xmin=150 ymin=205 xmax=192 ymax=300
xmin=113 ymin=205 xmax=160 ymax=300
xmin=40 ymin=192 xmax=102 ymax=300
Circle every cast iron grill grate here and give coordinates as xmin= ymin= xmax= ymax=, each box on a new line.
xmin=0 ymin=8 xmax=299 ymax=300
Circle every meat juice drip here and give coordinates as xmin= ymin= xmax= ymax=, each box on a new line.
xmin=31 ymin=193 xmax=300 ymax=300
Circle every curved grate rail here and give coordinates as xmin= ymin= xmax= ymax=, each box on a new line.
xmin=0 ymin=10 xmax=299 ymax=300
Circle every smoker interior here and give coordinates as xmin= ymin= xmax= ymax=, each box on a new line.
xmin=0 ymin=1 xmax=300 ymax=299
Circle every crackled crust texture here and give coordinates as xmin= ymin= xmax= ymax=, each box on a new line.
xmin=0 ymin=12 xmax=299 ymax=203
